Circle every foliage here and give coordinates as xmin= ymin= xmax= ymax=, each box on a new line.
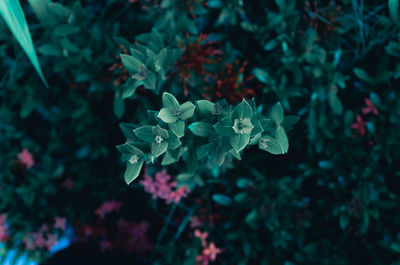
xmin=1 ymin=0 xmax=400 ymax=265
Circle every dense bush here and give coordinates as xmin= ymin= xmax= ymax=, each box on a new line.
xmin=1 ymin=0 xmax=400 ymax=264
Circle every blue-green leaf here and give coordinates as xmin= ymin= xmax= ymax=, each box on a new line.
xmin=0 ymin=0 xmax=48 ymax=86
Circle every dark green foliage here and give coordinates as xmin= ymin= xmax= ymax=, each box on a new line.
xmin=1 ymin=0 xmax=400 ymax=265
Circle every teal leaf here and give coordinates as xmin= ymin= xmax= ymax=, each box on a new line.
xmin=134 ymin=126 xmax=155 ymax=142
xmin=124 ymin=159 xmax=144 ymax=185
xmin=143 ymin=70 xmax=156 ymax=90
xmin=166 ymin=133 xmax=181 ymax=150
xmin=230 ymin=133 xmax=250 ymax=152
xmin=161 ymin=151 xmax=176 ymax=165
xmin=162 ymin=92 xmax=180 ymax=109
xmin=0 ymin=0 xmax=48 ymax=86
xmin=259 ymin=136 xmax=285 ymax=154
xmin=179 ymin=101 xmax=196 ymax=120
xmin=214 ymin=117 xmax=234 ymax=137
xmin=275 ymin=127 xmax=289 ymax=153
xmin=158 ymin=108 xmax=178 ymax=123
xmin=212 ymin=194 xmax=232 ymax=206
xmin=151 ymin=141 xmax=168 ymax=157
xmin=232 ymin=100 xmax=253 ymax=119
xmin=270 ymin=102 xmax=284 ymax=123
xmin=168 ymin=120 xmax=185 ymax=138
xmin=116 ymin=143 xmax=144 ymax=156
xmin=189 ymin=122 xmax=213 ymax=137
xmin=196 ymin=100 xmax=216 ymax=115
xmin=389 ymin=0 xmax=400 ymax=27
xmin=113 ymin=96 xmax=125 ymax=119
xmin=120 ymin=54 xmax=144 ymax=74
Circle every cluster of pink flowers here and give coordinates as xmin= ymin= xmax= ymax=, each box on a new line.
xmin=23 ymin=222 xmax=63 ymax=250
xmin=17 ymin=149 xmax=34 ymax=169
xmin=194 ymin=229 xmax=222 ymax=265
xmin=94 ymin=201 xmax=123 ymax=219
xmin=351 ymin=97 xmax=379 ymax=136
xmin=0 ymin=214 xmax=9 ymax=242
xmin=140 ymin=169 xmax=190 ymax=204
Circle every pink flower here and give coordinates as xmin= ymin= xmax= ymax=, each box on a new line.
xmin=140 ymin=169 xmax=190 ymax=204
xmin=195 ymin=229 xmax=208 ymax=247
xmin=95 ymin=201 xmax=123 ymax=219
xmin=351 ymin=115 xmax=366 ymax=136
xmin=54 ymin=217 xmax=67 ymax=230
xmin=17 ymin=149 xmax=34 ymax=169
xmin=203 ymin=242 xmax=222 ymax=261
xmin=0 ymin=214 xmax=9 ymax=242
xmin=129 ymin=0 xmax=139 ymax=2
xmin=45 ymin=234 xmax=58 ymax=250
xmin=362 ymin=98 xmax=379 ymax=116
xmin=62 ymin=178 xmax=75 ymax=191
xmin=190 ymin=216 xmax=203 ymax=228
xmin=167 ymin=186 xmax=190 ymax=204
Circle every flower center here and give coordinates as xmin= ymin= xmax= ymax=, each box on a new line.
xmin=155 ymin=135 xmax=163 ymax=144
xmin=129 ymin=155 xmax=138 ymax=164
xmin=232 ymin=118 xmax=254 ymax=134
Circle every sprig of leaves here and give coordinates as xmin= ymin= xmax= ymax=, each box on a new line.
xmin=117 ymin=92 xmax=296 ymax=184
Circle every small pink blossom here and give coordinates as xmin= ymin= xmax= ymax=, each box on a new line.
xmin=167 ymin=186 xmax=190 ymax=204
xmin=95 ymin=201 xmax=123 ymax=219
xmin=0 ymin=214 xmax=9 ymax=242
xmin=190 ymin=216 xmax=203 ymax=228
xmin=351 ymin=115 xmax=366 ymax=136
xmin=195 ymin=229 xmax=208 ymax=247
xmin=128 ymin=0 xmax=139 ymax=2
xmin=17 ymin=149 xmax=34 ymax=169
xmin=140 ymin=169 xmax=190 ymax=204
xmin=362 ymin=98 xmax=379 ymax=116
xmin=62 ymin=178 xmax=75 ymax=191
xmin=45 ymin=234 xmax=58 ymax=250
xmin=196 ymin=242 xmax=222 ymax=265
xmin=54 ymin=217 xmax=67 ymax=230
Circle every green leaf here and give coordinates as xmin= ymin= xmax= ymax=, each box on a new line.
xmin=196 ymin=100 xmax=215 ymax=115
xmin=328 ymin=92 xmax=343 ymax=115
xmin=232 ymin=100 xmax=253 ymax=119
xmin=124 ymin=159 xmax=144 ymax=185
xmin=214 ymin=117 xmax=234 ymax=137
xmin=116 ymin=143 xmax=144 ymax=156
xmin=282 ymin=115 xmax=300 ymax=129
xmin=275 ymin=127 xmax=289 ymax=153
xmin=259 ymin=136 xmax=285 ymax=154
xmin=120 ymin=54 xmax=144 ymax=74
xmin=270 ymin=102 xmax=284 ymax=123
xmin=389 ymin=0 xmax=400 ymax=27
xmin=179 ymin=101 xmax=196 ymax=120
xmin=168 ymin=120 xmax=185 ymax=138
xmin=252 ymin=68 xmax=270 ymax=83
xmin=53 ymin=24 xmax=80 ymax=36
xmin=212 ymin=194 xmax=232 ymax=206
xmin=0 ymin=0 xmax=48 ymax=86
xmin=152 ymin=125 xmax=169 ymax=139
xmin=152 ymin=141 xmax=168 ymax=157
xmin=134 ymin=126 xmax=155 ymax=142
xmin=161 ymin=151 xmax=176 ymax=165
xmin=158 ymin=108 xmax=178 ymax=123
xmin=230 ymin=133 xmax=250 ymax=152
xmin=197 ymin=142 xmax=214 ymax=159
xmin=47 ymin=2 xmax=70 ymax=17
xmin=113 ymin=96 xmax=125 ymax=119
xmin=38 ymin=44 xmax=61 ymax=56
xmin=143 ymin=70 xmax=156 ymax=90
xmin=162 ymin=92 xmax=180 ymax=109
xmin=166 ymin=131 xmax=182 ymax=149
xmin=189 ymin=122 xmax=213 ymax=137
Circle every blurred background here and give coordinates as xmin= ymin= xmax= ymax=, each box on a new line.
xmin=1 ymin=0 xmax=400 ymax=264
